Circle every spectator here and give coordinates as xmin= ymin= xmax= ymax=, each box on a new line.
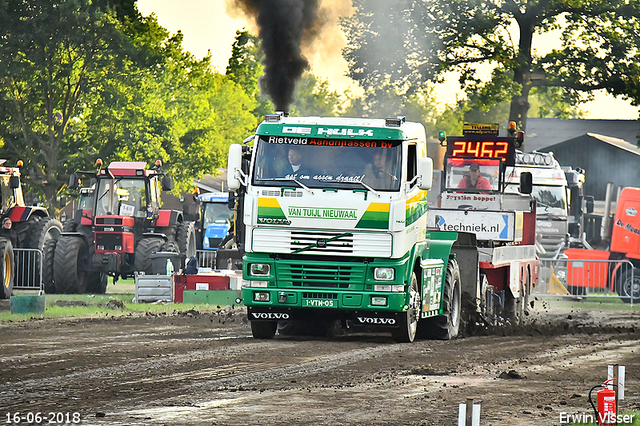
xmin=0 ymin=217 xmax=17 ymax=247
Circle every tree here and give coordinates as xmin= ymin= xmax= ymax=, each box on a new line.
xmin=0 ymin=1 xmax=258 ymax=211
xmin=0 ymin=0 xmax=134 ymax=209
xmin=342 ymin=0 xmax=640 ymax=131
xmin=226 ymin=30 xmax=272 ymax=118
xmin=291 ymin=73 xmax=342 ymax=117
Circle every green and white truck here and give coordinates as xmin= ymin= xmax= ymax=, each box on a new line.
xmin=228 ymin=115 xmax=537 ymax=341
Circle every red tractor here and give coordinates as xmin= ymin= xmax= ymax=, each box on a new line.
xmin=49 ymin=160 xmax=196 ymax=293
xmin=0 ymin=160 xmax=63 ymax=298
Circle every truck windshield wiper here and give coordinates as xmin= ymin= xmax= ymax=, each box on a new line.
xmin=260 ymin=177 xmax=313 ymax=194
xmin=315 ymin=177 xmax=379 ymax=196
xmin=292 ymin=232 xmax=353 ymax=254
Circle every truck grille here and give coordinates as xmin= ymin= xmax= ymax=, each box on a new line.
xmin=278 ymin=262 xmax=366 ymax=289
xmin=252 ymin=229 xmax=392 ymax=257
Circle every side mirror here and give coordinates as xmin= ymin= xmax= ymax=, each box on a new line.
xmin=585 ymin=195 xmax=594 ymax=214
xmin=228 ymin=192 xmax=236 ymax=210
xmin=59 ymin=196 xmax=67 ymax=208
xmin=519 ymin=172 xmax=533 ymax=195
xmin=227 ymin=144 xmax=243 ymax=190
xmin=9 ymin=175 xmax=20 ymax=189
xmin=161 ymin=175 xmax=174 ymax=191
xmin=417 ymin=157 xmax=433 ymax=190
xmin=68 ymin=174 xmax=79 ymax=190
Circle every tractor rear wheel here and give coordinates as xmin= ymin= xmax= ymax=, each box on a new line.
xmin=134 ymin=238 xmax=165 ymax=275
xmin=27 ymin=217 xmax=62 ymax=250
xmin=0 ymin=238 xmax=15 ymax=299
xmin=42 ymin=239 xmax=57 ymax=294
xmin=53 ymin=236 xmax=88 ymax=294
xmin=86 ymin=271 xmax=108 ymax=294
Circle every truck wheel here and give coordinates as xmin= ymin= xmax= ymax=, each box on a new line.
xmin=251 ymin=321 xmax=278 ymax=339
xmin=617 ymin=268 xmax=640 ymax=304
xmin=479 ymin=273 xmax=495 ymax=325
xmin=42 ymin=239 xmax=57 ymax=294
xmin=504 ymin=284 xmax=524 ymax=325
xmin=133 ymin=238 xmax=164 ymax=275
xmin=26 ymin=217 xmax=62 ymax=250
xmin=53 ymin=236 xmax=88 ymax=294
xmin=392 ymin=272 xmax=421 ymax=343
xmin=424 ymin=259 xmax=461 ymax=340
xmin=0 ymin=238 xmax=15 ymax=299
xmin=86 ymin=272 xmax=108 ymax=294
xmin=177 ymin=222 xmax=197 ymax=266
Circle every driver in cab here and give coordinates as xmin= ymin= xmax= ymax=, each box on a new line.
xmin=458 ymin=163 xmax=491 ymax=190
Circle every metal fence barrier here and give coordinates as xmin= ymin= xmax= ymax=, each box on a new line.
xmin=14 ymin=248 xmax=43 ymax=290
xmin=535 ymin=257 xmax=638 ymax=305
xmin=196 ymin=250 xmax=216 ymax=269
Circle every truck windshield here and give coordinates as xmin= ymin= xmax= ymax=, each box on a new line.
xmin=95 ymin=178 xmax=147 ymax=217
xmin=252 ymin=136 xmax=402 ymax=191
xmin=445 ymin=158 xmax=500 ymax=192
xmin=532 ymin=185 xmax=567 ymax=216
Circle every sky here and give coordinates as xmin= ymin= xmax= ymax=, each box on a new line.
xmin=137 ymin=0 xmax=639 ymax=121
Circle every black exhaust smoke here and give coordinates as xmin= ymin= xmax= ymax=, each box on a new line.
xmin=231 ymin=0 xmax=321 ymax=112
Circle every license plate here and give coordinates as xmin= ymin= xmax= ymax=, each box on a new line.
xmin=303 ymin=298 xmax=336 ymax=308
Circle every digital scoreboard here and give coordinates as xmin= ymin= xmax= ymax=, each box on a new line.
xmin=445 ymin=137 xmax=516 ymax=166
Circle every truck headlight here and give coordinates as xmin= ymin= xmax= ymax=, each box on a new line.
xmin=253 ymin=292 xmax=270 ymax=302
xmin=374 ymin=267 xmax=394 ymax=281
xmin=203 ymin=238 xmax=209 ymax=248
xmin=374 ymin=285 xmax=405 ymax=292
xmin=250 ymin=263 xmax=271 ymax=276
xmin=243 ymin=280 xmax=268 ymax=288
xmin=371 ymin=296 xmax=387 ymax=306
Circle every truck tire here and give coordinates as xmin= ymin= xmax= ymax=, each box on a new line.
xmin=53 ymin=236 xmax=88 ymax=294
xmin=392 ymin=272 xmax=421 ymax=343
xmin=251 ymin=321 xmax=278 ymax=339
xmin=176 ymin=222 xmax=197 ymax=267
xmin=504 ymin=284 xmax=524 ymax=325
xmin=0 ymin=238 xmax=15 ymax=299
xmin=423 ymin=258 xmax=461 ymax=340
xmin=617 ymin=267 xmax=640 ymax=304
xmin=26 ymin=216 xmax=62 ymax=250
xmin=134 ymin=238 xmax=164 ymax=275
xmin=86 ymin=271 xmax=108 ymax=294
xmin=42 ymin=239 xmax=57 ymax=294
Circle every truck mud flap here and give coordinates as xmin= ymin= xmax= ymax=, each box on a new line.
xmin=350 ymin=311 xmax=401 ymax=328
xmin=248 ymin=307 xmax=293 ymax=321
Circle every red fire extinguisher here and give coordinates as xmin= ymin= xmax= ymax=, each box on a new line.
xmin=589 ymin=378 xmax=617 ymax=426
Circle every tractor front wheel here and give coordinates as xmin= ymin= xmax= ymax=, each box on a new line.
xmin=134 ymin=238 xmax=165 ymax=275
xmin=53 ymin=236 xmax=88 ymax=294
xmin=0 ymin=238 xmax=15 ymax=299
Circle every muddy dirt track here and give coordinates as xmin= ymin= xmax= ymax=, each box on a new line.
xmin=2 ymin=303 xmax=640 ymax=426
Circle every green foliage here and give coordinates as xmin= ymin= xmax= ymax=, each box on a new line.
xmin=290 ymin=73 xmax=342 ymax=117
xmin=342 ymin=0 xmax=640 ymax=130
xmin=0 ymin=1 xmax=258 ymax=210
xmin=226 ymin=30 xmax=273 ymax=118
